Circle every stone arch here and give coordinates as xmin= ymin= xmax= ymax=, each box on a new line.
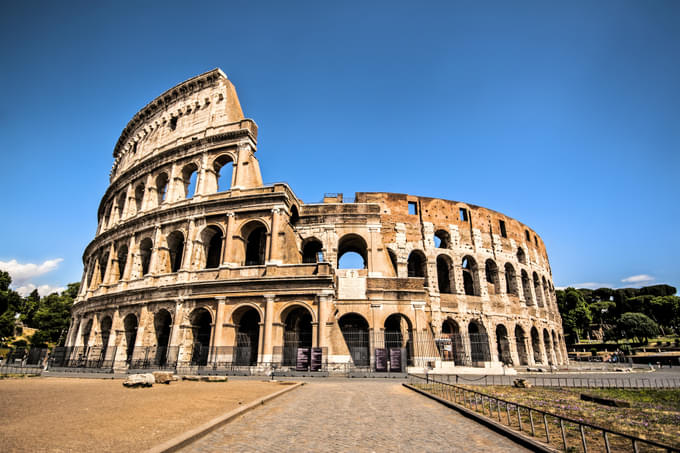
xmin=543 ymin=328 xmax=553 ymax=365
xmin=517 ymin=247 xmax=526 ymax=265
xmin=180 ymin=162 xmax=199 ymax=199
xmin=407 ymin=250 xmax=427 ymax=285
xmin=504 ymin=263 xmax=518 ymax=296
xmin=189 ymin=307 xmax=212 ymax=366
xmin=153 ymin=309 xmax=172 ymax=365
xmin=281 ymin=305 xmax=313 ymax=366
xmin=139 ymin=237 xmax=153 ymax=276
xmin=213 ymin=153 xmax=234 ymax=193
xmin=232 ymin=306 xmax=261 ymax=366
xmin=384 ymin=313 xmax=414 ymax=366
xmin=166 ymin=231 xmax=185 ymax=273
xmin=468 ymin=320 xmax=490 ymax=363
xmin=495 ymin=324 xmax=512 ymax=365
xmin=98 ymin=250 xmax=109 ymax=284
xmin=434 ymin=229 xmax=450 ymax=249
xmin=533 ymin=272 xmax=544 ymax=307
xmin=542 ymin=276 xmax=550 ymax=307
xmin=387 ymin=248 xmax=398 ymax=277
xmin=514 ymin=325 xmax=529 ymax=366
xmin=302 ymin=237 xmax=324 ymax=263
xmin=99 ymin=316 xmax=112 ymax=351
xmin=531 ymin=326 xmax=542 ymax=364
xmin=462 ymin=256 xmax=479 ymax=296
xmin=81 ymin=318 xmax=93 ymax=347
xmin=521 ymin=269 xmax=533 ymax=305
xmin=115 ymin=191 xmax=126 ymax=221
xmin=337 ymin=233 xmax=368 ymax=269
xmin=441 ymin=318 xmax=465 ymax=364
xmin=240 ymin=220 xmax=268 ymax=266
xmin=289 ymin=206 xmax=300 ymax=226
xmin=123 ymin=313 xmax=138 ymax=364
xmin=134 ymin=182 xmax=145 ymax=214
xmin=155 ymin=172 xmax=169 ymax=206
xmin=338 ymin=313 xmax=370 ymax=368
xmin=116 ymin=243 xmax=128 ymax=281
xmin=485 ymin=259 xmax=500 ymax=295
xmin=436 ymin=254 xmax=454 ymax=294
xmin=201 ymin=225 xmax=224 ymax=269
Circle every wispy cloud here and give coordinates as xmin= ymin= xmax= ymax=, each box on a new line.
xmin=568 ymin=282 xmax=613 ymax=290
xmin=15 ymin=283 xmax=65 ymax=297
xmin=0 ymin=258 xmax=63 ymax=285
xmin=621 ymin=274 xmax=655 ymax=284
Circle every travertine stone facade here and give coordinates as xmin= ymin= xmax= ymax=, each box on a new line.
xmin=67 ymin=69 xmax=567 ymax=372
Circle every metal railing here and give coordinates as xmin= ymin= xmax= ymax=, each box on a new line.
xmin=408 ymin=374 xmax=679 ymax=453
xmin=425 ymin=374 xmax=680 ymax=389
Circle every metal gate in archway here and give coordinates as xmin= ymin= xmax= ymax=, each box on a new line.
xmin=341 ymin=329 xmax=370 ymax=367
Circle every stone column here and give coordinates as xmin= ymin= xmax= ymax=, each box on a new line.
xmin=267 ymin=207 xmax=282 ymax=264
xmin=182 ymin=218 xmax=197 ymax=271
xmin=317 ymin=292 xmax=332 ymax=349
xmin=222 ymin=212 xmax=236 ymax=265
xmin=142 ymin=173 xmax=155 ymax=211
xmin=169 ymin=300 xmax=184 ymax=348
xmin=166 ymin=162 xmax=180 ymax=202
xmin=212 ymin=297 xmax=227 ymax=347
xmin=262 ymin=294 xmax=275 ymax=363
xmin=149 ymin=226 xmax=163 ymax=275
xmin=103 ymin=242 xmax=116 ymax=285
xmin=122 ymin=235 xmax=136 ymax=281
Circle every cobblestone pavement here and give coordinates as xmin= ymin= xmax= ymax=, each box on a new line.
xmin=182 ymin=380 xmax=529 ymax=452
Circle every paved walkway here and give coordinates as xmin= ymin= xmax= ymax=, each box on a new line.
xmin=182 ymin=380 xmax=529 ymax=452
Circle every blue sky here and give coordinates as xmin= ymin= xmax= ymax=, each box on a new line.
xmin=1 ymin=1 xmax=678 ymax=295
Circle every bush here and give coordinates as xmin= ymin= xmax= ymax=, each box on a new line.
xmin=11 ymin=339 xmax=27 ymax=348
xmin=620 ymin=344 xmax=631 ymax=355
xmin=590 ymin=347 xmax=598 ymax=356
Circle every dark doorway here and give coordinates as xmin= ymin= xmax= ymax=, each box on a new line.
xmin=283 ymin=307 xmax=313 ymax=366
xmin=234 ymin=308 xmax=260 ymax=366
xmin=339 ymin=314 xmax=370 ymax=368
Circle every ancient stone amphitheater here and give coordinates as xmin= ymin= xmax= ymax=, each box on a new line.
xmin=63 ymin=69 xmax=566 ymax=374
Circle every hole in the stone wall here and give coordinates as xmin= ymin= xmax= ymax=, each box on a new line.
xmin=169 ymin=116 xmax=178 ymax=130
xmin=499 ymin=220 xmax=507 ymax=238
xmin=407 ymin=201 xmax=417 ymax=215
xmin=525 ymin=229 xmax=530 ymax=241
xmin=459 ymin=208 xmax=468 ymax=222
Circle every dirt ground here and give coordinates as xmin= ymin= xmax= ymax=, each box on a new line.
xmin=0 ymin=376 xmax=290 ymax=452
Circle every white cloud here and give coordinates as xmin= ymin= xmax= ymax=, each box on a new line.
xmin=621 ymin=274 xmax=655 ymax=284
xmin=567 ymin=282 xmax=613 ymax=290
xmin=0 ymin=258 xmax=63 ymax=285
xmin=15 ymin=283 xmax=65 ymax=297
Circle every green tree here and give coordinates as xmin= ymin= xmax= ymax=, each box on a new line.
xmin=20 ymin=288 xmax=41 ymax=327
xmin=32 ymin=288 xmax=75 ymax=345
xmin=610 ymin=312 xmax=660 ymax=344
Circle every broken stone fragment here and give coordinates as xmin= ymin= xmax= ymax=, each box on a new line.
xmin=123 ymin=373 xmax=155 ymax=388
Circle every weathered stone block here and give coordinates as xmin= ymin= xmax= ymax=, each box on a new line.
xmin=123 ymin=373 xmax=154 ymax=388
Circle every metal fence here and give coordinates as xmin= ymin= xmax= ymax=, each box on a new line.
xmin=422 ymin=373 xmax=680 ymax=389
xmin=408 ymin=374 xmax=679 ymax=453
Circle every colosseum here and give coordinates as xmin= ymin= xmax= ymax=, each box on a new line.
xmin=61 ymin=68 xmax=567 ymax=375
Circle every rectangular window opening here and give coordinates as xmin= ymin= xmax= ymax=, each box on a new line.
xmin=459 ymin=208 xmax=468 ymax=222
xmin=499 ymin=220 xmax=507 ymax=238
xmin=408 ymin=201 xmax=417 ymax=215
xmin=525 ymin=230 xmax=530 ymax=241
xmin=534 ymin=235 xmax=538 ymax=246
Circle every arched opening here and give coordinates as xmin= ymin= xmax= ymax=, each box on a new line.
xmin=103 ymin=203 xmax=112 ymax=228
xmin=123 ymin=314 xmax=138 ymax=364
xmin=384 ymin=314 xmax=413 ymax=366
xmin=436 ymin=255 xmax=453 ymax=294
xmin=117 ymin=244 xmax=128 ymax=281
xmin=86 ymin=259 xmax=96 ymax=289
xmin=116 ymin=192 xmax=126 ymax=221
xmin=533 ymin=272 xmax=544 ymax=307
xmin=485 ymin=259 xmax=500 ymax=295
xmin=462 ymin=256 xmax=478 ymax=296
xmin=542 ymin=276 xmax=550 ymax=307
xmin=189 ymin=308 xmax=212 ymax=366
xmin=552 ymin=330 xmax=560 ymax=364
xmin=81 ymin=319 xmax=93 ymax=348
xmin=531 ymin=327 xmax=542 ymax=364
xmin=515 ymin=325 xmax=529 ymax=366
xmin=201 ymin=226 xmax=223 ymax=269
xmin=233 ymin=307 xmax=260 ymax=366
xmin=337 ymin=234 xmax=368 ymax=269
xmin=243 ymin=222 xmax=267 ymax=266
xmin=543 ymin=329 xmax=553 ymax=365
xmin=99 ymin=251 xmax=109 ymax=283
xmin=282 ymin=306 xmax=313 ymax=366
xmin=134 ymin=183 xmax=145 ymax=213
xmin=521 ymin=270 xmax=533 ymax=305
xmin=214 ymin=155 xmax=234 ymax=192
xmin=504 ymin=263 xmax=518 ymax=296
xmin=434 ymin=230 xmax=450 ymax=249
xmin=407 ymin=250 xmax=427 ymax=286
xmin=140 ymin=238 xmax=153 ymax=276
xmin=302 ymin=239 xmax=324 ymax=263
xmin=496 ymin=324 xmax=512 ymax=365
xmin=290 ymin=206 xmax=300 ymax=226
xmin=154 ymin=310 xmax=172 ymax=366
xmin=387 ymin=249 xmax=398 ymax=276
xmin=338 ymin=313 xmax=370 ymax=368
xmin=517 ymin=247 xmax=526 ymax=265
xmin=441 ymin=319 xmax=465 ymax=364
xmin=468 ymin=321 xmax=490 ymax=364
xmin=156 ymin=173 xmax=169 ymax=205
xmin=167 ymin=231 xmax=185 ymax=273
xmin=182 ymin=163 xmax=199 ymax=199
xmin=100 ymin=316 xmax=112 ymax=352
